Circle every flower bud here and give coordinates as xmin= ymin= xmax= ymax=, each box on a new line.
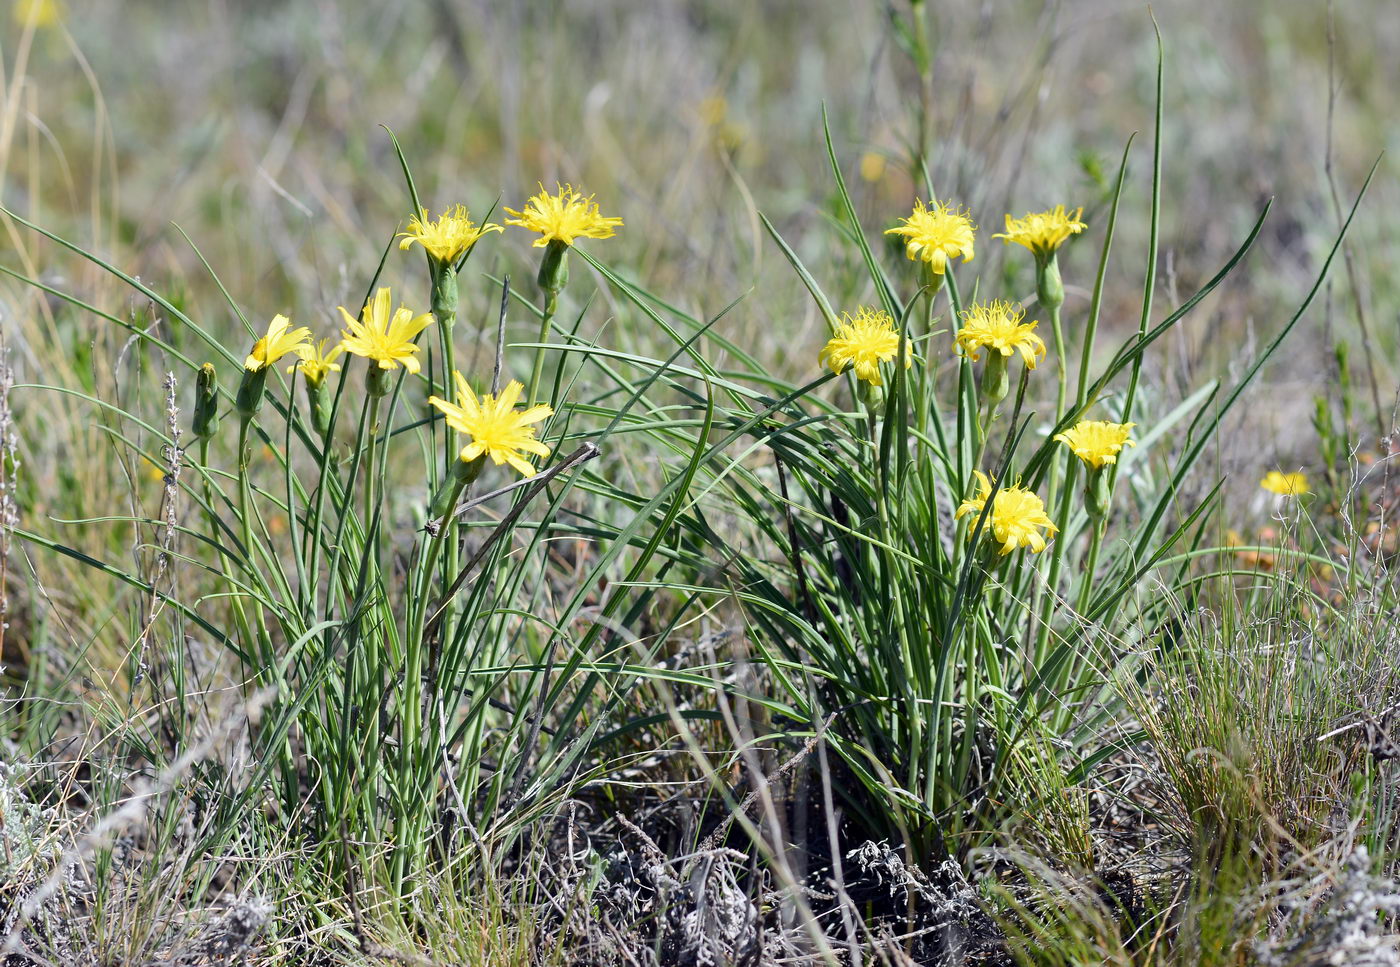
xmin=192 ymin=363 xmax=221 ymax=439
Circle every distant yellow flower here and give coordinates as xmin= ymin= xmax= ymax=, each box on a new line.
xmin=859 ymin=152 xmax=887 ymax=183
xmin=885 ymin=199 xmax=976 ymax=273
xmin=994 ymin=205 xmax=1086 ymax=258
xmin=955 ymin=470 xmax=1058 ymax=556
xmin=504 ymin=184 xmax=623 ymax=248
xmin=244 ymin=314 xmax=313 ymax=372
xmin=429 ymin=375 xmax=553 ymax=478
xmin=1260 ymin=470 xmax=1308 ymax=496
xmin=13 ymin=0 xmax=61 ymax=27
xmin=955 ymin=300 xmax=1046 ymax=369
xmin=398 ymin=204 xmax=502 ymax=264
xmin=699 ymin=94 xmax=728 ymax=127
xmin=287 ymin=340 xmax=343 ymax=386
xmin=819 ymin=307 xmax=911 ymax=386
xmin=337 ymin=287 xmax=434 ymax=374
xmin=1055 ymin=420 xmax=1136 ymax=470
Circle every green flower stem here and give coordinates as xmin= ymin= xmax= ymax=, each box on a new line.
xmin=362 ymin=395 xmax=381 ymax=538
xmin=1046 ymin=303 xmax=1068 ymax=506
xmin=528 ymin=288 xmax=558 ymax=405
xmin=234 ymin=417 xmax=297 ymax=803
xmin=868 ymin=405 xmax=923 ymax=809
xmin=969 ymin=392 xmax=996 ymax=485
xmin=1032 ymin=454 xmax=1079 ymax=675
xmin=1076 ymin=517 xmax=1107 ymax=615
xmin=431 ymin=262 xmax=462 ymax=606
xmin=433 ymin=262 xmax=459 ymax=469
xmin=200 ymin=436 xmax=255 ymax=680
xmin=392 ymin=472 xmax=468 ymax=903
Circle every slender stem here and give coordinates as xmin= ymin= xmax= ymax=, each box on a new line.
xmin=1076 ymin=518 xmax=1106 ymax=615
xmin=527 ymin=289 xmax=558 ymax=405
xmin=363 ymin=395 xmax=381 ymax=540
xmin=1032 ymin=455 xmax=1079 ymax=681
xmin=236 ymin=419 xmax=255 ymax=578
xmin=1046 ymin=304 xmax=1068 ymax=511
xmin=391 ymin=475 xmax=466 ymax=903
xmin=235 ymin=418 xmax=296 ymax=805
xmin=968 ymin=394 xmax=993 ymax=486
xmin=432 ymin=264 xmax=462 ymax=619
xmin=435 ymin=263 xmax=458 ymax=478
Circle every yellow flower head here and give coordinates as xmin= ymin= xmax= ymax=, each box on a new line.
xmin=398 ymin=204 xmax=502 ymax=264
xmin=884 ymin=199 xmax=976 ymax=273
xmin=955 ymin=300 xmax=1046 ymax=369
xmin=504 ymin=183 xmax=623 ymax=248
xmin=286 ymin=339 xmax=343 ymax=386
xmin=244 ymin=314 xmax=313 ymax=372
xmin=994 ymin=205 xmax=1086 ymax=258
xmin=1260 ymin=470 xmax=1308 ymax=497
xmin=859 ymin=152 xmax=886 ymax=183
xmin=1054 ymin=420 xmax=1136 ymax=470
xmin=819 ymin=307 xmax=912 ymax=386
xmin=955 ymin=471 xmax=1058 ymax=556
xmin=429 ymin=375 xmax=553 ymax=478
xmin=336 ymin=287 xmax=434 ymax=374
xmin=13 ymin=0 xmax=61 ymax=27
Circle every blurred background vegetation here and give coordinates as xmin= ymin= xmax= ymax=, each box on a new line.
xmin=7 ymin=0 xmax=1396 ymax=396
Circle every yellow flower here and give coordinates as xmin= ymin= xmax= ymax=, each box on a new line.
xmin=1054 ymin=420 xmax=1136 ymax=470
xmin=884 ymin=199 xmax=976 ymax=273
xmin=504 ymin=184 xmax=623 ymax=248
xmin=994 ymin=205 xmax=1086 ymax=258
xmin=244 ymin=314 xmax=313 ymax=372
xmin=699 ymin=94 xmax=728 ymax=126
xmin=286 ymin=339 xmax=343 ymax=385
xmin=1260 ymin=470 xmax=1308 ymax=496
xmin=955 ymin=300 xmax=1046 ymax=369
xmin=337 ymin=287 xmax=434 ymax=374
xmin=859 ymin=152 xmax=886 ymax=183
xmin=955 ymin=471 xmax=1058 ymax=556
xmin=398 ymin=204 xmax=502 ymax=264
xmin=429 ymin=375 xmax=553 ymax=478
xmin=13 ymin=0 xmax=61 ymax=27
xmin=819 ymin=307 xmax=912 ymax=386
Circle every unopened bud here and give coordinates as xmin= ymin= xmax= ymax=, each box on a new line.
xmin=192 ymin=363 xmax=221 ymax=439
